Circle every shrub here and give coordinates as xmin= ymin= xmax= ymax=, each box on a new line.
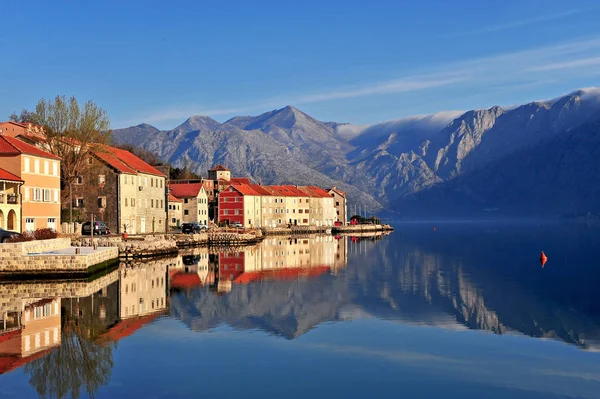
xmin=6 ymin=233 xmax=33 ymax=243
xmin=33 ymin=228 xmax=59 ymax=240
xmin=6 ymin=228 xmax=59 ymax=243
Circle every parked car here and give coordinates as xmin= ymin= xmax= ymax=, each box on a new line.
xmin=230 ymin=222 xmax=243 ymax=228
xmin=181 ymin=222 xmax=207 ymax=234
xmin=0 ymin=228 xmax=19 ymax=243
xmin=81 ymin=221 xmax=110 ymax=235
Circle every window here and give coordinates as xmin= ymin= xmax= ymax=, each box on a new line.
xmin=44 ymin=160 xmax=49 ymax=175
xmin=75 ymin=176 xmax=83 ymax=185
xmin=299 ymin=209 xmax=303 ymax=213
xmin=224 ymin=209 xmax=228 ymax=215
xmin=43 ymin=189 xmax=50 ymax=202
xmin=184 ymin=198 xmax=189 ymax=204
xmin=160 ymin=180 xmax=163 ymax=188
xmin=24 ymin=157 xmax=30 ymax=173
xmin=235 ymin=209 xmax=239 ymax=215
xmin=160 ymin=200 xmax=163 ymax=208
xmin=24 ymin=188 xmax=30 ymax=201
xmin=34 ymin=159 xmax=40 ymax=174
xmin=125 ymin=198 xmax=129 ymax=207
xmin=171 ymin=217 xmax=176 ymax=223
xmin=75 ymin=197 xmax=84 ymax=207
xmin=98 ymin=174 xmax=105 ymax=185
xmin=33 ymin=188 xmax=41 ymax=201
xmin=151 ymin=199 xmax=154 ymax=207
xmin=54 ymin=189 xmax=59 ymax=203
xmin=151 ymin=179 xmax=154 ymax=187
xmin=184 ymin=210 xmax=189 ymax=215
xmin=235 ymin=197 xmax=239 ymax=202
xmin=223 ymin=197 xmax=228 ymax=203
xmin=88 ymin=157 xmax=93 ymax=165
xmin=336 ymin=201 xmax=340 ymax=206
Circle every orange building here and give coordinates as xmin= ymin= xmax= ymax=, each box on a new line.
xmin=0 ymin=136 xmax=61 ymax=232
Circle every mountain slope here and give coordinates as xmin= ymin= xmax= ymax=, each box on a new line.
xmin=113 ymin=87 xmax=600 ymax=216
xmin=397 ymin=120 xmax=600 ymax=217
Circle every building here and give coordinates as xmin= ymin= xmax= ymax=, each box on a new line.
xmin=0 ymin=135 xmax=61 ymax=232
xmin=167 ymin=194 xmax=183 ymax=228
xmin=328 ymin=187 xmax=347 ymax=224
xmin=297 ymin=186 xmax=336 ymax=227
xmin=0 ymin=121 xmax=45 ymax=140
xmin=218 ymin=184 xmax=262 ymax=228
xmin=207 ymin=164 xmax=230 ymax=182
xmin=0 ymin=168 xmax=23 ymax=232
xmin=169 ymin=182 xmax=209 ymax=225
xmin=72 ymin=145 xmax=167 ymax=234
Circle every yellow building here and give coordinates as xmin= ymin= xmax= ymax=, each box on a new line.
xmin=0 ymin=168 xmax=23 ymax=233
xmin=168 ymin=194 xmax=183 ymax=228
xmin=0 ymin=135 xmax=61 ymax=232
xmin=169 ymin=183 xmax=209 ymax=225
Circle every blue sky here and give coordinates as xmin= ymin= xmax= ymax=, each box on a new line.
xmin=1 ymin=0 xmax=600 ymax=129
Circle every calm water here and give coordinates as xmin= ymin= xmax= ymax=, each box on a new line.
xmin=2 ymin=222 xmax=600 ymax=399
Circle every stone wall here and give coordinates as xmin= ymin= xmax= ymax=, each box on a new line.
xmin=0 ymin=269 xmax=119 ymax=312
xmin=0 ymin=238 xmax=118 ymax=274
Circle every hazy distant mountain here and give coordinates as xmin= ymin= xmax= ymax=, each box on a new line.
xmin=112 ymin=88 xmax=600 ymax=216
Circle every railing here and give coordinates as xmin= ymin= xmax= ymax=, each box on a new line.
xmin=0 ymin=193 xmax=19 ymax=205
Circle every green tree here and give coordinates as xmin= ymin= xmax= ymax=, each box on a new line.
xmin=27 ymin=96 xmax=112 ymax=222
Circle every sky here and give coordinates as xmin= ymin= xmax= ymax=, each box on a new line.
xmin=1 ymin=0 xmax=600 ymax=129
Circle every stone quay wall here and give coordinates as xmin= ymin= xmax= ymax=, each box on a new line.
xmin=0 ymin=269 xmax=120 ymax=312
xmin=0 ymin=238 xmax=118 ymax=274
xmin=331 ymin=224 xmax=394 ymax=234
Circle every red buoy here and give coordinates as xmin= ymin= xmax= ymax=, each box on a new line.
xmin=540 ymin=251 xmax=548 ymax=267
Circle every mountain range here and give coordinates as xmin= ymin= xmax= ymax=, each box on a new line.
xmin=112 ymin=88 xmax=600 ymax=217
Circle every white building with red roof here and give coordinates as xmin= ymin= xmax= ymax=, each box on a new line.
xmin=65 ymin=144 xmax=167 ymax=234
xmin=169 ymin=182 xmax=208 ymax=225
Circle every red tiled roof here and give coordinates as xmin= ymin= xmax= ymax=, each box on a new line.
xmin=110 ymin=147 xmax=165 ymax=177
xmin=209 ymin=164 xmax=229 ymax=171
xmin=0 ymin=167 xmax=23 ymax=182
xmin=234 ymin=266 xmax=330 ymax=284
xmin=168 ymin=193 xmax=182 ymax=203
xmin=266 ymin=185 xmax=310 ymax=197
xmin=97 ymin=312 xmax=163 ymax=345
xmin=329 ymin=187 xmax=346 ymax=198
xmin=92 ymin=148 xmax=137 ymax=175
xmin=230 ymin=177 xmax=251 ymax=185
xmin=0 ymin=135 xmax=61 ymax=160
xmin=298 ymin=186 xmax=331 ymax=198
xmin=248 ymin=184 xmax=273 ymax=196
xmin=93 ymin=145 xmax=165 ymax=177
xmin=229 ymin=183 xmax=261 ymax=196
xmin=170 ymin=182 xmax=203 ymax=198
xmin=170 ymin=272 xmax=202 ymax=289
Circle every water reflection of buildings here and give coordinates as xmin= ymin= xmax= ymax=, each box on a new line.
xmin=217 ymin=235 xmax=346 ymax=292
xmin=0 ymin=298 xmax=61 ymax=373
xmin=0 ymin=257 xmax=174 ymax=378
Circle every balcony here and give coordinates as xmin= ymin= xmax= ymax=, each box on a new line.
xmin=0 ymin=193 xmax=19 ymax=205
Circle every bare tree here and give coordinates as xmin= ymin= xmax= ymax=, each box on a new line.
xmin=8 ymin=109 xmax=35 ymax=123
xmin=27 ymin=96 xmax=112 ymax=222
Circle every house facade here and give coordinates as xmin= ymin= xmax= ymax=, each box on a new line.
xmin=0 ymin=135 xmax=61 ymax=232
xmin=218 ymin=184 xmax=261 ymax=227
xmin=169 ymin=183 xmax=209 ymax=225
xmin=328 ymin=187 xmax=347 ymax=224
xmin=71 ymin=145 xmax=167 ymax=234
xmin=168 ymin=194 xmax=183 ymax=228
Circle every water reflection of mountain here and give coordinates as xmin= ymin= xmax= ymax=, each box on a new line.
xmin=170 ymin=226 xmax=600 ymax=349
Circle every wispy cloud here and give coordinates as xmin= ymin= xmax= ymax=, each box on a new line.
xmin=123 ymin=35 xmax=600 ymax=127
xmin=526 ymin=56 xmax=600 ymax=72
xmin=449 ymin=9 xmax=582 ymax=36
